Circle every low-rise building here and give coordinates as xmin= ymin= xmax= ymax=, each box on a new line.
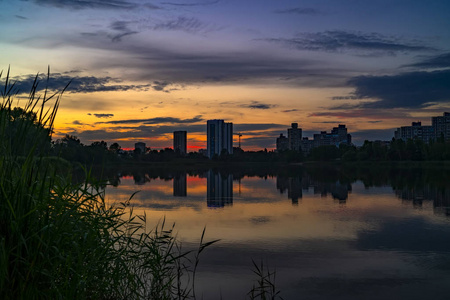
xmin=276 ymin=133 xmax=289 ymax=152
xmin=134 ymin=142 xmax=146 ymax=154
xmin=394 ymin=122 xmax=435 ymax=143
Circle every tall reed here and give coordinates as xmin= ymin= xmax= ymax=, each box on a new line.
xmin=0 ymin=68 xmax=216 ymax=299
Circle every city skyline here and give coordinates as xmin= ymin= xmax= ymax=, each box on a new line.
xmin=1 ymin=0 xmax=450 ymax=150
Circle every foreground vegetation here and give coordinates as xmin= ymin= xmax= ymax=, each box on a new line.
xmin=0 ymin=69 xmax=284 ymax=299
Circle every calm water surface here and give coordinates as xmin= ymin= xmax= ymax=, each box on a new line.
xmin=104 ymin=166 xmax=450 ymax=299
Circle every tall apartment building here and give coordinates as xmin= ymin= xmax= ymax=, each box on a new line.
xmin=207 ymin=120 xmax=233 ymax=158
xmin=432 ymin=112 xmax=450 ymax=141
xmin=173 ymin=131 xmax=187 ymax=155
xmin=288 ymin=123 xmax=302 ymax=151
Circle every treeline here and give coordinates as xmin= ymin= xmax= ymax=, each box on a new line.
xmin=52 ymin=136 xmax=450 ymax=165
xmin=332 ymin=138 xmax=450 ymax=162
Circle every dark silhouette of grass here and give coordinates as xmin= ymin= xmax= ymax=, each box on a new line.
xmin=0 ymin=67 xmax=218 ymax=299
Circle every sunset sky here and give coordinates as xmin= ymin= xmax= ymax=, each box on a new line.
xmin=1 ymin=0 xmax=450 ymax=150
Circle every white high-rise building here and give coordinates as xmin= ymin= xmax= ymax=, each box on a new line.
xmin=207 ymin=120 xmax=233 ymax=158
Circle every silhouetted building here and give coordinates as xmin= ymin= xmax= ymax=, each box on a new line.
xmin=276 ymin=133 xmax=289 ymax=152
xmin=288 ymin=123 xmax=302 ymax=151
xmin=432 ymin=112 xmax=450 ymax=141
xmin=207 ymin=171 xmax=233 ymax=208
xmin=394 ymin=122 xmax=434 ymax=143
xmin=393 ymin=112 xmax=450 ymax=143
xmin=134 ymin=142 xmax=146 ymax=154
xmin=207 ymin=120 xmax=233 ymax=158
xmin=173 ymin=131 xmax=187 ymax=155
xmin=301 ymin=124 xmax=351 ymax=153
xmin=173 ymin=173 xmax=187 ymax=197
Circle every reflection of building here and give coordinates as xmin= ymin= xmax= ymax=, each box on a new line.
xmin=207 ymin=120 xmax=233 ymax=158
xmin=207 ymin=170 xmax=233 ymax=207
xmin=134 ymin=142 xmax=146 ymax=154
xmin=276 ymin=174 xmax=351 ymax=204
xmin=173 ymin=173 xmax=187 ymax=197
xmin=133 ymin=172 xmax=147 ymax=185
xmin=395 ymin=185 xmax=450 ymax=215
xmin=173 ymin=131 xmax=187 ymax=155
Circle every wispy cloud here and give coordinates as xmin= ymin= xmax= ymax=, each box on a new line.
xmin=282 ymin=109 xmax=299 ymax=113
xmin=99 ymin=115 xmax=204 ymax=125
xmin=406 ymin=52 xmax=450 ymax=69
xmin=274 ymin=7 xmax=321 ymax=15
xmin=331 ymin=95 xmax=361 ymax=100
xmin=240 ymin=101 xmax=278 ymax=110
xmin=153 ymin=16 xmax=213 ymax=34
xmin=161 ymin=0 xmax=219 ymax=7
xmin=109 ymin=20 xmax=138 ymax=42
xmin=93 ymin=113 xmax=114 ymax=119
xmin=15 ymin=15 xmax=28 ymax=20
xmin=262 ymin=30 xmax=434 ymax=56
xmin=29 ymin=0 xmax=139 ymax=10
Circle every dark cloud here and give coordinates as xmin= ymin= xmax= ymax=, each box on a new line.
xmin=406 ymin=52 xmax=450 ymax=69
xmin=72 ymin=120 xmax=83 ymax=125
xmin=282 ymin=109 xmax=299 ymax=113
xmin=28 ymin=0 xmax=138 ymax=10
xmin=152 ymin=81 xmax=170 ymax=91
xmin=99 ymin=115 xmax=204 ymax=125
xmin=233 ymin=123 xmax=285 ymax=132
xmin=240 ymin=101 xmax=278 ymax=110
xmin=3 ymin=73 xmax=159 ymax=94
xmin=331 ymin=95 xmax=360 ymax=100
xmin=274 ymin=7 xmax=321 ymax=15
xmin=15 ymin=15 xmax=28 ymax=19
xmin=312 ymin=121 xmax=343 ymax=124
xmin=309 ymin=109 xmax=411 ymax=120
xmin=263 ymin=30 xmax=434 ymax=56
xmin=348 ymin=69 xmax=450 ymax=108
xmin=109 ymin=21 xmax=138 ymax=42
xmin=93 ymin=113 xmax=114 ymax=119
xmin=161 ymin=0 xmax=219 ymax=7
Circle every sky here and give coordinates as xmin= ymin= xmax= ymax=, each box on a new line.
xmin=1 ymin=0 xmax=450 ymax=150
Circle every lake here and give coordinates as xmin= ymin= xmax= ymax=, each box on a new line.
xmin=103 ymin=164 xmax=450 ymax=299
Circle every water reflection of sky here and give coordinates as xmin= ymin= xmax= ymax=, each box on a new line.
xmin=104 ymin=170 xmax=450 ymax=300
